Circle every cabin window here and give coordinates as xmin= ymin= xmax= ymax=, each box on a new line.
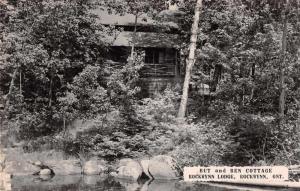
xmin=143 ymin=48 xmax=178 ymax=77
xmin=145 ymin=49 xmax=160 ymax=64
xmin=108 ymin=47 xmax=131 ymax=63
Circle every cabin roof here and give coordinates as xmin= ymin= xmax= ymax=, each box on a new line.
xmin=108 ymin=31 xmax=180 ymax=48
xmin=93 ymin=8 xmax=179 ymax=29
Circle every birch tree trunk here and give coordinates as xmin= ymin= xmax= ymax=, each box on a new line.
xmin=4 ymin=67 xmax=18 ymax=111
xmin=279 ymin=0 xmax=289 ymax=120
xmin=130 ymin=13 xmax=138 ymax=60
xmin=177 ymin=0 xmax=202 ymax=118
xmin=49 ymin=69 xmax=53 ymax=108
xmin=19 ymin=70 xmax=22 ymax=95
xmin=250 ymin=63 xmax=256 ymax=100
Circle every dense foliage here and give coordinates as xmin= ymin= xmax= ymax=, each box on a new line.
xmin=175 ymin=0 xmax=300 ymax=165
xmin=1 ymin=0 xmax=299 ymax=166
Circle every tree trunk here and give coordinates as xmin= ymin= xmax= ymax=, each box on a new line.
xmin=49 ymin=71 xmax=53 ymax=108
xmin=62 ymin=115 xmax=66 ymax=137
xmin=177 ymin=0 xmax=202 ymax=118
xmin=4 ymin=67 xmax=18 ymax=111
xmin=19 ymin=70 xmax=22 ymax=95
xmin=130 ymin=13 xmax=138 ymax=60
xmin=279 ymin=1 xmax=289 ymax=120
xmin=250 ymin=63 xmax=255 ymax=100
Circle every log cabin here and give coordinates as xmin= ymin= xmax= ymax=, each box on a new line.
xmin=95 ymin=8 xmax=211 ymax=97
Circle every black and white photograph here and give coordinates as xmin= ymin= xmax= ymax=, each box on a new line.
xmin=0 ymin=0 xmax=299 ymax=190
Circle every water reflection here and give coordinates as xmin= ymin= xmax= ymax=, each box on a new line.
xmin=9 ymin=175 xmax=297 ymax=191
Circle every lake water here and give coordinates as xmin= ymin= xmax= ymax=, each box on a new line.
xmin=4 ymin=175 xmax=299 ymax=191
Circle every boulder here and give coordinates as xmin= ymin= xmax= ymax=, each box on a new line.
xmin=117 ymin=158 xmax=135 ymax=167
xmin=0 ymin=153 xmax=6 ymax=165
xmin=33 ymin=161 xmax=42 ymax=167
xmin=3 ymin=161 xmax=40 ymax=176
xmin=39 ymin=169 xmax=52 ymax=175
xmin=140 ymin=159 xmax=152 ymax=179
xmin=0 ymin=172 xmax=12 ymax=179
xmin=0 ymin=172 xmax=11 ymax=191
xmin=148 ymin=155 xmax=182 ymax=180
xmin=115 ymin=166 xmax=142 ymax=181
xmin=0 ymin=152 xmax=7 ymax=172
xmin=83 ymin=160 xmax=107 ymax=175
xmin=110 ymin=171 xmax=118 ymax=177
xmin=114 ymin=160 xmax=143 ymax=180
xmin=45 ymin=160 xmax=82 ymax=175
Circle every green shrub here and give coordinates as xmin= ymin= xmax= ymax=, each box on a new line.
xmin=224 ymin=114 xmax=300 ymax=165
xmin=170 ymin=119 xmax=233 ymax=167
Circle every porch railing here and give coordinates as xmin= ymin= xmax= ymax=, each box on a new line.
xmin=141 ymin=62 xmax=176 ymax=77
xmin=105 ymin=60 xmax=177 ymax=77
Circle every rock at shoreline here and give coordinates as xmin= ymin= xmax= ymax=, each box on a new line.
xmin=114 ymin=160 xmax=143 ymax=180
xmin=117 ymin=158 xmax=135 ymax=167
xmin=39 ymin=169 xmax=52 ymax=176
xmin=140 ymin=159 xmax=152 ymax=179
xmin=3 ymin=161 xmax=40 ymax=176
xmin=45 ymin=160 xmax=82 ymax=175
xmin=83 ymin=160 xmax=107 ymax=175
xmin=148 ymin=155 xmax=182 ymax=180
xmin=113 ymin=156 xmax=182 ymax=180
xmin=0 ymin=153 xmax=6 ymax=166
